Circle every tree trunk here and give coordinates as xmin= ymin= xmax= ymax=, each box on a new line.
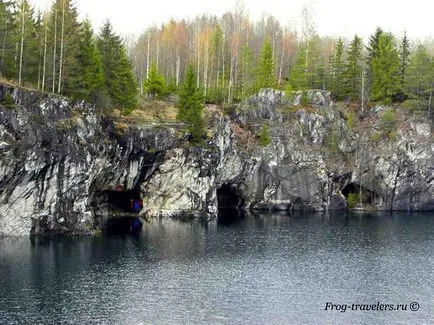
xmin=18 ymin=0 xmax=25 ymax=85
xmin=176 ymin=47 xmax=180 ymax=87
xmin=52 ymin=7 xmax=58 ymax=94
xmin=204 ymin=37 xmax=209 ymax=95
xmin=278 ymin=34 xmax=284 ymax=87
xmin=146 ymin=32 xmax=150 ymax=79
xmin=42 ymin=16 xmax=48 ymax=91
xmin=57 ymin=0 xmax=65 ymax=94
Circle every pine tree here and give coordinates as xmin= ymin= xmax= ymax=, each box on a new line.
xmin=370 ymin=33 xmax=400 ymax=102
xmin=404 ymin=45 xmax=433 ymax=110
xmin=288 ymin=45 xmax=308 ymax=91
xmin=237 ymin=43 xmax=254 ymax=99
xmin=177 ymin=65 xmax=205 ymax=143
xmin=255 ymin=38 xmax=275 ymax=91
xmin=367 ymin=27 xmax=383 ymax=67
xmin=144 ymin=62 xmax=166 ymax=98
xmin=65 ymin=19 xmax=105 ymax=105
xmin=343 ymin=35 xmax=363 ymax=100
xmin=329 ymin=38 xmax=344 ymax=99
xmin=98 ymin=21 xmax=137 ymax=112
xmin=399 ymin=32 xmax=410 ymax=88
xmin=307 ymin=35 xmax=325 ymax=89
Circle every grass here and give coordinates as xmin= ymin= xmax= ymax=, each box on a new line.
xmin=110 ymin=99 xmax=178 ymax=125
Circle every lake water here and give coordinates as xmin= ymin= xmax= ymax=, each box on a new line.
xmin=1 ymin=212 xmax=434 ymax=324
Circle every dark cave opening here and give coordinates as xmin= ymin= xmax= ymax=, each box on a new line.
xmin=217 ymin=184 xmax=245 ymax=223
xmin=341 ymin=182 xmax=377 ymax=205
xmin=105 ymin=188 xmax=142 ymax=213
xmin=90 ymin=186 xmax=144 ymax=235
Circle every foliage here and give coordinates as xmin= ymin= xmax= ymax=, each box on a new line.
xmin=98 ymin=21 xmax=137 ymax=113
xmin=370 ymin=33 xmax=400 ymax=102
xmin=380 ymin=108 xmax=397 ymax=135
xmin=346 ymin=193 xmax=358 ymax=209
xmin=343 ymin=35 xmax=363 ymax=100
xmin=399 ymin=32 xmax=410 ymax=87
xmin=1 ymin=93 xmax=15 ymax=109
xmin=258 ymin=124 xmax=271 ymax=147
xmin=329 ymin=38 xmax=345 ymax=100
xmin=144 ymin=63 xmax=166 ymax=98
xmin=177 ymin=65 xmax=205 ymax=143
xmin=255 ymin=39 xmax=275 ymax=91
xmin=404 ymin=45 xmax=433 ymax=110
xmin=288 ymin=45 xmax=308 ymax=91
xmin=65 ymin=19 xmax=106 ymax=106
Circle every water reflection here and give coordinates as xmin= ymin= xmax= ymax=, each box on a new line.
xmin=0 ymin=212 xmax=433 ymax=324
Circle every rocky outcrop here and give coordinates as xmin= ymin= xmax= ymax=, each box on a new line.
xmin=0 ymin=84 xmax=433 ymax=236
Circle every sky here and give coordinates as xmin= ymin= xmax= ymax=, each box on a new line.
xmin=29 ymin=0 xmax=434 ymax=41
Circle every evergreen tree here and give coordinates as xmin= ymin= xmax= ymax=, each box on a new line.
xmin=65 ymin=19 xmax=105 ymax=105
xmin=399 ymin=32 xmax=410 ymax=88
xmin=237 ymin=43 xmax=254 ymax=99
xmin=307 ymin=35 xmax=325 ymax=89
xmin=329 ymin=38 xmax=345 ymax=99
xmin=177 ymin=65 xmax=205 ymax=143
xmin=255 ymin=39 xmax=275 ymax=91
xmin=144 ymin=62 xmax=166 ymax=98
xmin=288 ymin=45 xmax=308 ymax=91
xmin=98 ymin=21 xmax=137 ymax=112
xmin=343 ymin=35 xmax=363 ymax=100
xmin=367 ymin=27 xmax=383 ymax=67
xmin=404 ymin=45 xmax=433 ymax=109
xmin=370 ymin=33 xmax=400 ymax=102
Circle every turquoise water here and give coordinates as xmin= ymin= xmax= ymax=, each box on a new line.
xmin=1 ymin=212 xmax=433 ymax=324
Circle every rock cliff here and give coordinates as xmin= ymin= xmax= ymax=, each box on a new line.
xmin=0 ymin=84 xmax=433 ymax=236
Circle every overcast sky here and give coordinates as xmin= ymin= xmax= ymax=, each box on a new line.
xmin=29 ymin=0 xmax=433 ymax=41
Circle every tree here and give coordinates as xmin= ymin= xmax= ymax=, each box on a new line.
xmin=237 ymin=43 xmax=254 ymax=99
xmin=404 ymin=45 xmax=434 ymax=111
xmin=0 ymin=1 xmax=16 ymax=78
xmin=144 ymin=62 xmax=166 ymax=98
xmin=65 ymin=19 xmax=105 ymax=105
xmin=343 ymin=35 xmax=363 ymax=100
xmin=288 ymin=45 xmax=308 ymax=91
xmin=255 ymin=38 xmax=275 ymax=91
xmin=399 ymin=32 xmax=410 ymax=88
xmin=177 ymin=65 xmax=205 ymax=143
xmin=367 ymin=27 xmax=383 ymax=67
xmin=329 ymin=38 xmax=345 ymax=99
xmin=98 ymin=21 xmax=137 ymax=112
xmin=370 ymin=33 xmax=400 ymax=102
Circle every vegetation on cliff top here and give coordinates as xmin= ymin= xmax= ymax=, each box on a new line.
xmin=0 ymin=0 xmax=432 ymax=121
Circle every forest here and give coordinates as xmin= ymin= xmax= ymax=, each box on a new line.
xmin=0 ymin=0 xmax=433 ymax=114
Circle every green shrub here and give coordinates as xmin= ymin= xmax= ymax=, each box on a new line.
xmin=259 ymin=124 xmax=271 ymax=147
xmin=380 ymin=108 xmax=397 ymax=138
xmin=300 ymin=91 xmax=309 ymax=107
xmin=346 ymin=193 xmax=358 ymax=209
xmin=1 ymin=93 xmax=16 ymax=109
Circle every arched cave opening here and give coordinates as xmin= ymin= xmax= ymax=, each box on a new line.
xmin=217 ymin=184 xmax=245 ymax=223
xmin=90 ymin=186 xmax=144 ymax=235
xmin=105 ymin=187 xmax=142 ymax=213
xmin=341 ymin=182 xmax=377 ymax=207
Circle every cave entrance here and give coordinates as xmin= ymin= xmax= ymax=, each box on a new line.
xmin=342 ymin=183 xmax=377 ymax=208
xmin=105 ymin=187 xmax=142 ymax=213
xmin=217 ymin=184 xmax=245 ymax=223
